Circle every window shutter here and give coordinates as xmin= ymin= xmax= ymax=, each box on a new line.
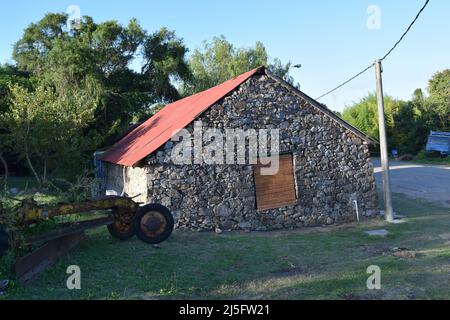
xmin=253 ymin=154 xmax=297 ymax=211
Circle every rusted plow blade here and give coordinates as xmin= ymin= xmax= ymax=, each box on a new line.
xmin=1 ymin=196 xmax=174 ymax=282
xmin=24 ymin=216 xmax=113 ymax=245
xmin=16 ymin=216 xmax=114 ymax=282
xmin=15 ymin=233 xmax=85 ymax=282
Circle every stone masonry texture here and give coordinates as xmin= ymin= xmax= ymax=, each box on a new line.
xmin=105 ymin=74 xmax=379 ymax=231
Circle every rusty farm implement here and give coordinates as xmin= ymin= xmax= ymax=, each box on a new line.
xmin=0 ymin=196 xmax=174 ymax=281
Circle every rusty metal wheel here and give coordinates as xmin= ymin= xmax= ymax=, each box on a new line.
xmin=133 ymin=204 xmax=174 ymax=244
xmin=0 ymin=225 xmax=9 ymax=258
xmin=107 ymin=219 xmax=135 ymax=241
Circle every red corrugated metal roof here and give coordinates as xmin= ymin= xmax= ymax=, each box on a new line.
xmin=101 ymin=67 xmax=261 ymax=166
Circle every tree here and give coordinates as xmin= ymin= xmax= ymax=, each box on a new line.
xmin=426 ymin=69 xmax=450 ymax=131
xmin=268 ymin=58 xmax=299 ymax=87
xmin=341 ymin=80 xmax=448 ymax=156
xmin=0 ymin=79 xmax=101 ymax=185
xmin=182 ymin=36 xmax=296 ymax=94
xmin=0 ymin=151 xmax=7 ymax=191
xmin=0 ymin=64 xmax=30 ymax=114
xmin=342 ymin=93 xmax=394 ymax=140
xmin=0 ymin=64 xmax=31 ymax=183
xmin=341 ymin=93 xmax=420 ymax=153
xmin=428 ymin=69 xmax=450 ymax=102
xmin=12 ymin=13 xmax=191 ymax=141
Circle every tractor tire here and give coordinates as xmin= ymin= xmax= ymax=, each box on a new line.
xmin=107 ymin=220 xmax=135 ymax=241
xmin=0 ymin=225 xmax=9 ymax=258
xmin=133 ymin=204 xmax=174 ymax=244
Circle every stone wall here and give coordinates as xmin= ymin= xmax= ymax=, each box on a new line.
xmin=106 ymin=73 xmax=379 ymax=231
xmin=104 ymin=163 xmax=148 ymax=204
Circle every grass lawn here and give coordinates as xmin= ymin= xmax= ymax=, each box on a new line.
xmin=3 ymin=176 xmax=39 ymax=191
xmin=1 ymin=192 xmax=450 ymax=300
xmin=412 ymin=157 xmax=450 ymax=166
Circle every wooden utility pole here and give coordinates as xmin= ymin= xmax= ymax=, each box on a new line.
xmin=374 ymin=59 xmax=394 ymax=222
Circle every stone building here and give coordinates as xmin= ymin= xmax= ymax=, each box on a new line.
xmin=100 ymin=67 xmax=379 ymax=231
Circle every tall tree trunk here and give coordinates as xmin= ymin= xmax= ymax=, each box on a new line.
xmin=23 ymin=118 xmax=41 ymax=186
xmin=0 ymin=152 xmax=8 ymax=192
xmin=24 ymin=143 xmax=41 ymax=186
xmin=43 ymin=159 xmax=47 ymax=186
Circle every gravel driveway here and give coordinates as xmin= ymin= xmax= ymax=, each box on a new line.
xmin=372 ymin=159 xmax=450 ymax=208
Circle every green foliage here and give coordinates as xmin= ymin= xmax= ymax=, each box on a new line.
xmin=0 ymin=65 xmax=33 ymax=178
xmin=4 ymin=11 xmax=446 ymax=183
xmin=0 ymin=188 xmax=89 ymax=282
xmin=0 ymin=195 xmax=25 ymax=271
xmin=48 ymin=174 xmax=95 ymax=203
xmin=268 ymin=58 xmax=299 ymax=87
xmin=342 ymin=69 xmax=450 ymax=155
xmin=0 ymin=13 xmax=194 ymax=183
xmin=3 ymin=13 xmax=300 ymax=183
xmin=0 ymin=80 xmax=101 ymax=184
xmin=426 ymin=69 xmax=450 ymax=132
xmin=182 ymin=36 xmax=296 ymax=95
xmin=0 ymin=64 xmax=30 ymax=115
xmin=12 ymin=13 xmax=191 ymax=143
xmin=415 ymin=150 xmax=450 ymax=165
xmin=341 ymin=93 xmax=397 ymax=139
xmin=428 ymin=69 xmax=450 ymax=102
xmin=140 ymin=27 xmax=192 ymax=102
xmin=0 ymin=250 xmax=16 ymax=280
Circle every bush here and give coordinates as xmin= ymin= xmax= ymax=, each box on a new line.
xmin=398 ymin=154 xmax=414 ymax=161
xmin=416 ymin=150 xmax=428 ymax=160
xmin=416 ymin=150 xmax=446 ymax=159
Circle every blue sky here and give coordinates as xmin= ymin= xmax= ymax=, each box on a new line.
xmin=1 ymin=0 xmax=448 ymax=111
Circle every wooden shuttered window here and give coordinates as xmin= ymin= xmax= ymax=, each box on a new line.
xmin=253 ymin=153 xmax=297 ymax=211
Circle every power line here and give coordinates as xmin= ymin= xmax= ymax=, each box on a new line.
xmin=316 ymin=0 xmax=430 ymax=101
xmin=315 ymin=64 xmax=374 ymax=101
xmin=381 ymin=0 xmax=430 ymax=61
